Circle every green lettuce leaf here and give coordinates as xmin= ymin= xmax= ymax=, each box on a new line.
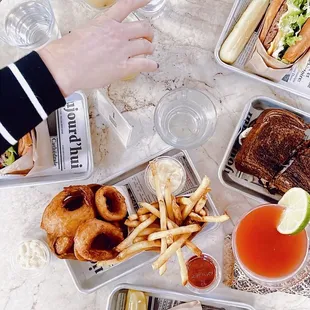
xmin=284 ymin=34 xmax=302 ymax=46
xmin=289 ymin=0 xmax=308 ymax=10
xmin=280 ymin=12 xmax=308 ymax=32
xmin=3 ymin=147 xmax=16 ymax=166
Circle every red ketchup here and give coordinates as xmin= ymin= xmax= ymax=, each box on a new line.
xmin=186 ymin=254 xmax=216 ymax=288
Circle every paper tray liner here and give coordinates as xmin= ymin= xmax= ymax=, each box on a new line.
xmin=223 ymin=234 xmax=310 ymax=297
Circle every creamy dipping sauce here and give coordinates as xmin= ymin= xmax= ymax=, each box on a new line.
xmin=147 ymin=158 xmax=185 ymax=194
xmin=17 ymin=240 xmax=49 ymax=269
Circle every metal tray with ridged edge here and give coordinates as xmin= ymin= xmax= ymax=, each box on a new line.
xmin=218 ymin=96 xmax=310 ymax=203
xmin=0 ymin=91 xmax=93 ymax=188
xmin=214 ymin=0 xmax=310 ymax=100
xmin=107 ymin=283 xmax=257 ymax=310
xmin=65 ymin=148 xmax=220 ymax=294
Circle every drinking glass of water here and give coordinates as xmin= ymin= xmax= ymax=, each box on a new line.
xmin=154 ymin=88 xmax=217 ymax=149
xmin=0 ymin=0 xmax=60 ymax=50
xmin=136 ymin=0 xmax=167 ymax=19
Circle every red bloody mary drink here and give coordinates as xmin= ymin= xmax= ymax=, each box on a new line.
xmin=233 ymin=205 xmax=308 ymax=279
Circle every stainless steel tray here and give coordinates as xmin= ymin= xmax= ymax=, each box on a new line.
xmin=107 ymin=284 xmax=256 ymax=310
xmin=214 ymin=0 xmax=310 ymax=100
xmin=0 ymin=91 xmax=93 ymax=188
xmin=219 ymin=96 xmax=310 ymax=203
xmin=66 ymin=148 xmax=220 ymax=294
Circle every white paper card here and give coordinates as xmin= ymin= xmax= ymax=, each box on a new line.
xmin=96 ymin=90 xmax=133 ymax=147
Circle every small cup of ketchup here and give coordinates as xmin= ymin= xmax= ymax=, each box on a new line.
xmin=186 ymin=253 xmax=221 ymax=294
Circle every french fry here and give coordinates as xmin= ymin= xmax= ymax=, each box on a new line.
xmin=176 ymin=249 xmax=188 ymax=286
xmin=182 ymin=176 xmax=211 ymax=220
xmin=137 ymin=227 xmax=161 ymax=237
xmin=137 ymin=203 xmax=158 ymax=215
xmin=179 ymin=204 xmax=187 ymax=212
xmin=138 ymin=214 xmax=151 ymax=222
xmin=137 ymin=207 xmax=150 ymax=215
xmin=152 ymin=233 xmax=191 ymax=270
xmin=118 ymin=240 xmax=161 ymax=260
xmin=199 ymin=209 xmax=207 ymax=216
xmin=189 ymin=213 xmax=229 ymax=223
xmin=203 ymin=214 xmax=229 ymax=222
xmin=148 ymin=223 xmax=160 ymax=229
xmin=98 ymin=257 xmax=125 ymax=267
xmin=164 ymin=178 xmax=174 ymax=221
xmin=185 ymin=239 xmax=202 ymax=257
xmin=189 ymin=212 xmax=203 ymax=222
xmin=116 ymin=215 xmax=158 ymax=252
xmin=128 ymin=214 xmax=138 ymax=221
xmin=124 ymin=220 xmax=140 ymax=227
xmin=194 ymin=192 xmax=208 ymax=213
xmin=133 ymin=236 xmax=148 ymax=243
xmin=150 ymin=161 xmax=168 ymax=275
xmin=165 ymin=218 xmax=174 ymax=244
xmin=148 ymin=224 xmax=201 ymax=241
xmin=166 ymin=235 xmax=174 ymax=245
xmin=140 ymin=202 xmax=202 ymax=256
xmin=176 ymin=197 xmax=191 ymax=205
xmin=98 ymin=244 xmax=161 ymax=267
xmin=172 ymin=197 xmax=183 ymax=226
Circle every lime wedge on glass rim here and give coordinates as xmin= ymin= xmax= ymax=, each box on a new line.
xmin=277 ymin=188 xmax=310 ymax=235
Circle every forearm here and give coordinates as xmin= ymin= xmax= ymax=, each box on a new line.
xmin=0 ymin=52 xmax=66 ymax=154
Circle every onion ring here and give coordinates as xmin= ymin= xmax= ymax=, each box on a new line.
xmin=95 ymin=186 xmax=127 ymax=221
xmin=47 ymin=234 xmax=76 ymax=260
xmin=88 ymin=184 xmax=101 ymax=194
xmin=74 ymin=219 xmax=124 ymax=261
xmin=41 ymin=185 xmax=95 ymax=237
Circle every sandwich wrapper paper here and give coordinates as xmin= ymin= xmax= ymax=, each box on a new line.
xmin=245 ymin=39 xmax=310 ymax=82
xmin=222 ymin=206 xmax=310 ymax=298
xmin=0 ymin=121 xmax=53 ymax=176
xmin=245 ymin=39 xmax=292 ymax=82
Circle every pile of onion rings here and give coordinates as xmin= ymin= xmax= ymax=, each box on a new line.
xmin=40 ymin=185 xmax=128 ymax=261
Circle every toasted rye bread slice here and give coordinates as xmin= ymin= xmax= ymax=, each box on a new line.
xmin=271 ymin=147 xmax=310 ymax=193
xmin=235 ymin=109 xmax=309 ymax=182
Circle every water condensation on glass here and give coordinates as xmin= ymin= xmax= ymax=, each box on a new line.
xmin=1 ymin=0 xmax=59 ymax=49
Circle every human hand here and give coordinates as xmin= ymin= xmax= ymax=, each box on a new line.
xmin=39 ymin=0 xmax=157 ymax=97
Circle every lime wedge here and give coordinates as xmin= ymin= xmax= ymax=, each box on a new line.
xmin=277 ymin=188 xmax=310 ymax=235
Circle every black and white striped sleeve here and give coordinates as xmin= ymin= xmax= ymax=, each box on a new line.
xmin=0 ymin=51 xmax=66 ymax=154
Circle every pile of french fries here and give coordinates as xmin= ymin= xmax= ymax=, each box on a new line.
xmin=98 ymin=161 xmax=229 ymax=286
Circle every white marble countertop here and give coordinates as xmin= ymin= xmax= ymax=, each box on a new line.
xmin=1 ymin=0 xmax=310 ymax=309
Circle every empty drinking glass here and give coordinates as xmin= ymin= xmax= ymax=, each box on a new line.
xmin=136 ymin=0 xmax=167 ymax=19
xmin=0 ymin=0 xmax=60 ymax=50
xmin=154 ymin=88 xmax=217 ymax=149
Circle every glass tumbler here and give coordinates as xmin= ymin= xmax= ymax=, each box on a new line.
xmin=154 ymin=88 xmax=217 ymax=149
xmin=136 ymin=0 xmax=167 ymax=19
xmin=232 ymin=205 xmax=310 ymax=289
xmin=0 ymin=0 xmax=60 ymax=50
xmin=80 ymin=0 xmax=116 ymax=10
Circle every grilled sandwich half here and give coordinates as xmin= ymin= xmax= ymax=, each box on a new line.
xmin=235 ymin=109 xmax=310 ymax=192
xmin=271 ymin=147 xmax=310 ymax=193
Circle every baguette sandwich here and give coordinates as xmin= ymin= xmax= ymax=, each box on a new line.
xmin=260 ymin=0 xmax=310 ymax=63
